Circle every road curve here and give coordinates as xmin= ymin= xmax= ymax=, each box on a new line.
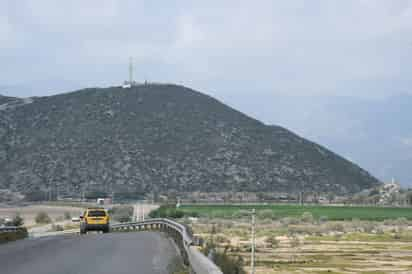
xmin=0 ymin=232 xmax=179 ymax=274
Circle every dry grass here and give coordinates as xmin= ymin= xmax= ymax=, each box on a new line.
xmin=191 ymin=218 xmax=412 ymax=274
xmin=0 ymin=205 xmax=83 ymax=227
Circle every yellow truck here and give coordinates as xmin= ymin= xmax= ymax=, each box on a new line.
xmin=80 ymin=208 xmax=110 ymax=234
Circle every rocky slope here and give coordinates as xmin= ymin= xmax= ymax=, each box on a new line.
xmin=0 ymin=84 xmax=379 ymax=199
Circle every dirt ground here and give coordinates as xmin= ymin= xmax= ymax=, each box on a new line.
xmin=191 ymin=219 xmax=412 ymax=274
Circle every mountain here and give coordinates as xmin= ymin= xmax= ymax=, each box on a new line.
xmin=222 ymin=93 xmax=412 ymax=187
xmin=0 ymin=95 xmax=18 ymax=105
xmin=0 ymin=85 xmax=379 ymax=200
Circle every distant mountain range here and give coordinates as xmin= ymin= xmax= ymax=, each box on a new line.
xmin=222 ymin=93 xmax=412 ymax=187
xmin=0 ymin=85 xmax=379 ymax=200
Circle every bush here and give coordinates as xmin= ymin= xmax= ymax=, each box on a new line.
xmin=281 ymin=217 xmax=300 ymax=225
xmin=258 ymin=209 xmax=276 ymax=220
xmin=0 ymin=227 xmax=28 ymax=244
xmin=12 ymin=214 xmax=24 ymax=226
xmin=51 ymin=224 xmax=64 ymax=231
xmin=395 ymin=217 xmax=409 ymax=226
xmin=289 ymin=235 xmax=300 ymax=248
xmin=64 ymin=212 xmax=71 ymax=220
xmin=149 ymin=205 xmax=193 ymax=219
xmin=35 ymin=212 xmax=52 ymax=224
xmin=24 ymin=190 xmax=47 ymax=201
xmin=361 ymin=222 xmax=375 ymax=233
xmin=326 ymin=222 xmax=345 ymax=233
xmin=301 ymin=212 xmax=314 ymax=223
xmin=203 ymin=243 xmax=246 ymax=274
xmin=265 ymin=235 xmax=279 ymax=248
xmin=319 ymin=216 xmax=328 ymax=223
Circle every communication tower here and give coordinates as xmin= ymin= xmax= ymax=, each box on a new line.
xmin=122 ymin=57 xmax=136 ymax=88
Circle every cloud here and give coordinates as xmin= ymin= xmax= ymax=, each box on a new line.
xmin=1 ymin=0 xmax=412 ymax=98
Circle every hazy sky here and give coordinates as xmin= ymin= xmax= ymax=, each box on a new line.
xmin=1 ymin=0 xmax=412 ymax=99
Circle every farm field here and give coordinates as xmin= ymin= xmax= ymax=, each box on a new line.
xmin=189 ymin=214 xmax=412 ymax=273
xmin=180 ymin=204 xmax=412 ymax=221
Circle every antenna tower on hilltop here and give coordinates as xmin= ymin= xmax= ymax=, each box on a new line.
xmin=123 ymin=56 xmax=136 ymax=88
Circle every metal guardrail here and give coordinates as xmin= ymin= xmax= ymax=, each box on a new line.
xmin=0 ymin=226 xmax=25 ymax=233
xmin=111 ymin=218 xmax=223 ymax=274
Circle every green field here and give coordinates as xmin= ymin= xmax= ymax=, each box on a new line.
xmin=180 ymin=204 xmax=412 ymax=221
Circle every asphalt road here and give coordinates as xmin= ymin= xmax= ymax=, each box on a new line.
xmin=0 ymin=232 xmax=179 ymax=274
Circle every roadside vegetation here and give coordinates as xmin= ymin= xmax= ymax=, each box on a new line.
xmin=167 ymin=257 xmax=190 ymax=274
xmin=0 ymin=213 xmax=24 ymax=227
xmin=0 ymin=227 xmax=28 ymax=244
xmin=35 ymin=212 xmax=52 ymax=224
xmin=183 ymin=208 xmax=412 ymax=274
xmin=0 ymin=214 xmax=27 ymax=244
xmin=108 ymin=206 xmax=134 ymax=223
xmin=149 ymin=205 xmax=197 ymax=219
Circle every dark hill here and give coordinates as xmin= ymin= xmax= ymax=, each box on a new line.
xmin=0 ymin=85 xmax=379 ymax=199
xmin=0 ymin=95 xmax=18 ymax=105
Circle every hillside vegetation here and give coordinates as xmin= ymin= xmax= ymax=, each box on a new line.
xmin=0 ymin=84 xmax=379 ymax=199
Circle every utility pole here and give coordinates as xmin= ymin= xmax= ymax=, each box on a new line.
xmin=142 ymin=206 xmax=145 ymax=221
xmin=250 ymin=208 xmax=256 ymax=274
xmin=133 ymin=203 xmax=140 ymax=222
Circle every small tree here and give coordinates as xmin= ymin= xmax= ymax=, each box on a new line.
xmin=35 ymin=212 xmax=52 ymax=224
xmin=12 ymin=214 xmax=24 ymax=226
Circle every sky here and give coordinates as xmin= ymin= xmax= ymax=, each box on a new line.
xmin=1 ymin=0 xmax=412 ymax=101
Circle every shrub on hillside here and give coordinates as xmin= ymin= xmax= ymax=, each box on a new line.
xmin=35 ymin=212 xmax=52 ymax=224
xmin=231 ymin=210 xmax=252 ymax=219
xmin=24 ymin=190 xmax=47 ymax=201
